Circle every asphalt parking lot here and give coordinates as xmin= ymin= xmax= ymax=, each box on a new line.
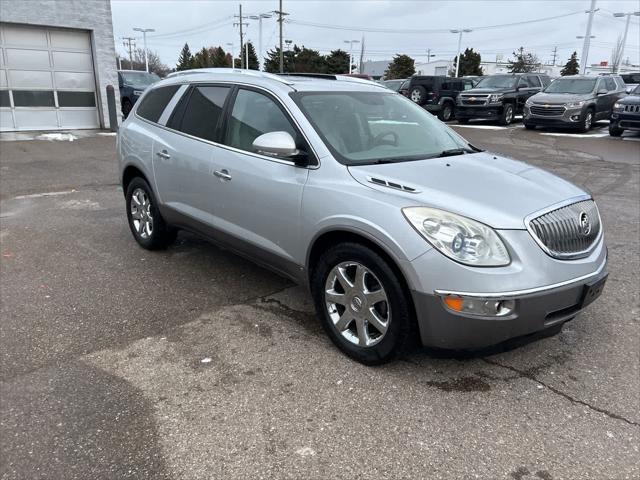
xmin=1 ymin=124 xmax=639 ymax=480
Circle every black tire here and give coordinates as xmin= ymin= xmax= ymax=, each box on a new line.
xmin=498 ymin=103 xmax=514 ymax=126
xmin=409 ymin=86 xmax=427 ymax=105
xmin=578 ymin=108 xmax=594 ymax=133
xmin=457 ymin=118 xmax=469 ymax=124
xmin=438 ymin=102 xmax=454 ymax=122
xmin=125 ymin=177 xmax=177 ymax=250
xmin=311 ymin=242 xmax=413 ymax=365
xmin=122 ymin=99 xmax=133 ymax=118
xmin=609 ymin=122 xmax=623 ymax=137
xmin=524 ymin=123 xmax=536 ymax=130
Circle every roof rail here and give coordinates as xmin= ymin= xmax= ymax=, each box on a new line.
xmin=166 ymin=68 xmax=294 ymax=85
xmin=277 ymin=72 xmax=385 ymax=88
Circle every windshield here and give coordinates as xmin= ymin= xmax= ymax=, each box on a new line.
xmin=294 ymin=91 xmax=472 ymax=166
xmin=383 ymin=80 xmax=403 ymax=91
xmin=544 ymin=78 xmax=596 ymax=94
xmin=121 ymin=71 xmax=161 ymax=88
xmin=475 ymin=75 xmax=518 ymax=89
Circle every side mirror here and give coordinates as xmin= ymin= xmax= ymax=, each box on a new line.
xmin=597 ymin=89 xmax=608 ymax=95
xmin=252 ymin=131 xmax=308 ymax=166
xmin=626 ymin=87 xmax=633 ymax=94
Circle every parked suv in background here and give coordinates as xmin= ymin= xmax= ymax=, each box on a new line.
xmin=118 ymin=70 xmax=161 ymax=118
xmin=620 ymin=72 xmax=640 ymax=93
xmin=523 ymin=75 xmax=626 ymax=132
xmin=456 ymin=73 xmax=550 ymax=125
xmin=117 ymin=69 xmax=607 ymax=364
xmin=406 ymin=76 xmax=476 ymax=121
xmin=610 ymin=84 xmax=640 ymax=136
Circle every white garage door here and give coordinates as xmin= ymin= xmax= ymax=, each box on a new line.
xmin=0 ymin=23 xmax=100 ymax=131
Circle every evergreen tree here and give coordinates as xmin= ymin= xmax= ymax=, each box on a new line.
xmin=263 ymin=47 xmax=295 ymax=73
xmin=176 ymin=43 xmax=193 ymax=71
xmin=292 ymin=46 xmax=325 ymax=73
xmin=210 ymin=46 xmax=228 ymax=67
xmin=324 ymin=49 xmax=350 ymax=74
xmin=192 ymin=47 xmax=211 ymax=68
xmin=451 ymin=48 xmax=483 ymax=77
xmin=240 ymin=42 xmax=259 ymax=70
xmin=560 ymin=51 xmax=580 ymax=76
xmin=384 ymin=54 xmax=415 ymax=79
xmin=507 ymin=47 xmax=539 ymax=73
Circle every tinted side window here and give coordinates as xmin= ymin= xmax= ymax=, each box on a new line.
xmin=604 ymin=78 xmax=616 ymax=91
xmin=136 ymin=85 xmax=180 ymax=123
xmin=225 ymin=89 xmax=299 ymax=154
xmin=518 ymin=77 xmax=529 ymax=88
xmin=175 ymin=86 xmax=230 ymax=142
xmin=527 ymin=76 xmax=541 ymax=87
xmin=540 ymin=76 xmax=551 ymax=87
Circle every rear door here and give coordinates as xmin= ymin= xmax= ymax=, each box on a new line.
xmin=151 ymin=84 xmax=232 ymax=223
xmin=209 ymin=86 xmax=312 ymax=276
xmin=594 ymin=78 xmax=611 ymax=118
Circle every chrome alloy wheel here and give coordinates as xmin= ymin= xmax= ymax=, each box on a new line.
xmin=130 ymin=188 xmax=153 ymax=239
xmin=504 ymin=104 xmax=513 ymax=124
xmin=584 ymin=111 xmax=593 ymax=130
xmin=410 ymin=89 xmax=422 ymax=103
xmin=324 ymin=262 xmax=391 ymax=347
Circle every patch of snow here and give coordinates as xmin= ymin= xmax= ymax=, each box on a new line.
xmin=13 ymin=190 xmax=75 ymax=200
xmin=622 ymin=137 xmax=640 ymax=142
xmin=200 ymin=357 xmax=212 ymax=364
xmin=540 ymin=132 xmax=609 ymax=139
xmin=452 ymin=125 xmax=508 ymax=130
xmin=295 ymin=447 xmax=316 ymax=457
xmin=96 ymin=132 xmax=117 ymax=136
xmin=35 ymin=133 xmax=77 ymax=142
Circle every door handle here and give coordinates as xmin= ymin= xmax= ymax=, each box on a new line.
xmin=156 ymin=150 xmax=171 ymax=160
xmin=214 ymin=169 xmax=232 ymax=181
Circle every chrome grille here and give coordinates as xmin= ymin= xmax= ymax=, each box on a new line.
xmin=623 ymin=104 xmax=640 ymax=113
xmin=530 ymin=105 xmax=566 ymax=116
xmin=460 ymin=94 xmax=489 ymax=106
xmin=527 ymin=199 xmax=601 ymax=259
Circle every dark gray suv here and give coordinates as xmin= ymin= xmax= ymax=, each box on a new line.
xmin=523 ymin=75 xmax=626 ymax=132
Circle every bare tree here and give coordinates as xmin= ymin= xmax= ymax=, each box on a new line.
xmin=610 ymin=35 xmax=624 ymax=73
xmin=131 ymin=47 xmax=171 ymax=77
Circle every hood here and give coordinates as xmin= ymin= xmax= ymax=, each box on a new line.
xmin=619 ymin=93 xmax=640 ymax=105
xmin=347 ymin=152 xmax=586 ymax=229
xmin=464 ymin=87 xmax=513 ymax=94
xmin=531 ymin=92 xmax=592 ymax=104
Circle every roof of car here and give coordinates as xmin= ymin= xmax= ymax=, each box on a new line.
xmin=160 ymin=68 xmax=387 ymax=93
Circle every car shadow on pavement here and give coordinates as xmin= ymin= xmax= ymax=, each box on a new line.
xmin=0 ymin=360 xmax=171 ymax=480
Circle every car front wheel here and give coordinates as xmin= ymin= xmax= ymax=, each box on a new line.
xmin=579 ymin=109 xmax=594 ymax=133
xmin=410 ymin=86 xmax=426 ymax=105
xmin=125 ymin=177 xmax=176 ymax=250
xmin=498 ymin=103 xmax=514 ymax=125
xmin=609 ymin=122 xmax=623 ymax=137
xmin=438 ymin=102 xmax=454 ymax=122
xmin=311 ymin=243 xmax=413 ymax=364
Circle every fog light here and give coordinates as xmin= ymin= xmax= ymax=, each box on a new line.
xmin=442 ymin=295 xmax=515 ymax=317
xmin=570 ymin=115 xmax=580 ymax=122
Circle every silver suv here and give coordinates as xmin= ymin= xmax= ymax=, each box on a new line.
xmin=117 ymin=69 xmax=607 ymax=364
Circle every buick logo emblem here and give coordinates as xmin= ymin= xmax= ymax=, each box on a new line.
xmin=579 ymin=212 xmax=591 ymax=236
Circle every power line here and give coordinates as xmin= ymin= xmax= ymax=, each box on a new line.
xmin=147 ymin=16 xmax=233 ymax=39
xmin=285 ymin=10 xmax=586 ymax=34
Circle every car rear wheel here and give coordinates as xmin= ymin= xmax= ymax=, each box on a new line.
xmin=579 ymin=109 xmax=594 ymax=133
xmin=311 ymin=243 xmax=412 ymax=365
xmin=609 ymin=122 xmax=623 ymax=137
xmin=438 ymin=102 xmax=454 ymax=122
xmin=126 ymin=177 xmax=177 ymax=250
xmin=498 ymin=103 xmax=514 ymax=126
xmin=410 ymin=86 xmax=427 ymax=105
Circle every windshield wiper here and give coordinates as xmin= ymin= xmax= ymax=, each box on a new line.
xmin=437 ymin=148 xmax=476 ymax=158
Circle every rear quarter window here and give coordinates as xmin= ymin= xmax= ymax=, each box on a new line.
xmin=136 ymin=85 xmax=180 ymax=123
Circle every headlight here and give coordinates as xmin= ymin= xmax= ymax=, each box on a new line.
xmin=565 ymin=101 xmax=585 ymax=108
xmin=525 ymin=98 xmax=534 ymax=107
xmin=489 ymin=94 xmax=504 ymax=104
xmin=133 ymin=90 xmax=144 ymax=96
xmin=613 ymin=102 xmax=623 ymax=110
xmin=403 ymin=207 xmax=510 ymax=266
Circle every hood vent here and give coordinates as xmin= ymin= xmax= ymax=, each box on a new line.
xmin=367 ymin=176 xmax=420 ymax=193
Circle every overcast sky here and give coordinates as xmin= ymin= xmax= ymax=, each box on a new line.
xmin=111 ymin=0 xmax=640 ymax=69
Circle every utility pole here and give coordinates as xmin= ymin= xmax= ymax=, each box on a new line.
xmin=273 ymin=0 xmax=288 ymax=73
xmin=612 ymin=10 xmax=640 ymax=73
xmin=133 ymin=27 xmax=155 ymax=72
xmin=580 ymin=0 xmax=598 ymax=74
xmin=122 ymin=37 xmax=136 ymax=69
xmin=233 ymin=5 xmax=249 ymax=69
xmin=551 ymin=46 xmax=558 ymax=66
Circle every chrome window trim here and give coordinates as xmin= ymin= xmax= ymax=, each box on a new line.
xmin=523 ymin=194 xmax=603 ymax=260
xmin=157 ymin=84 xmax=189 ymax=125
xmin=435 ymin=254 xmax=607 ymax=299
xmin=133 ymin=80 xmax=320 ymax=170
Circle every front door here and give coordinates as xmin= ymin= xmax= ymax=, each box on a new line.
xmin=210 ymin=87 xmax=312 ymax=276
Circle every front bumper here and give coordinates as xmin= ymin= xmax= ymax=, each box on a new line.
xmin=411 ymin=259 xmax=607 ymax=350
xmin=455 ymin=105 xmax=503 ymax=120
xmin=523 ymin=105 xmax=585 ymax=127
xmin=611 ymin=112 xmax=640 ymax=131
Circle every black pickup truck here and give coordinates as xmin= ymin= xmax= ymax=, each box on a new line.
xmin=455 ymin=73 xmax=551 ymax=125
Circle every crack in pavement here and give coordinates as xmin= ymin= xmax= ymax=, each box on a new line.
xmin=483 ymin=357 xmax=639 ymax=428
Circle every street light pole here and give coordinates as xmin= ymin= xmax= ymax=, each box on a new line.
xmin=249 ymin=13 xmax=272 ymax=70
xmin=450 ymin=28 xmax=472 ymax=78
xmin=343 ymin=39 xmax=360 ymax=74
xmin=226 ymin=42 xmax=234 ymax=67
xmin=133 ymin=27 xmax=155 ymax=72
xmin=613 ymin=11 xmax=640 ymax=73
xmin=580 ymin=0 xmax=598 ymax=74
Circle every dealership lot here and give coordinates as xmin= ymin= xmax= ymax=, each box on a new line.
xmin=1 ymin=127 xmax=638 ymax=479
